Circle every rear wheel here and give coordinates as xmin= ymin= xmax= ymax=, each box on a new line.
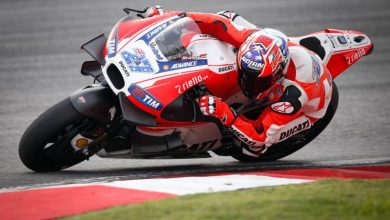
xmin=19 ymin=98 xmax=95 ymax=172
xmin=231 ymin=82 xmax=339 ymax=162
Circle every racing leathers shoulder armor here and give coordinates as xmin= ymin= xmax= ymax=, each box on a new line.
xmin=230 ymin=42 xmax=333 ymax=156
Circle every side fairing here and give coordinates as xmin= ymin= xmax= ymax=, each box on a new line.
xmin=102 ymin=15 xmax=211 ymax=121
xmin=102 ymin=15 xmax=242 ymax=125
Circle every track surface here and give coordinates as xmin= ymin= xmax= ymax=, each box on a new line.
xmin=0 ymin=0 xmax=389 ymax=189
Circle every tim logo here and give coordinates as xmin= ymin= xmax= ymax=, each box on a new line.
xmin=107 ymin=27 xmax=118 ymax=58
xmin=128 ymin=84 xmax=163 ymax=110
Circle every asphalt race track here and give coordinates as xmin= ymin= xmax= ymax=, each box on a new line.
xmin=0 ymin=0 xmax=389 ymax=189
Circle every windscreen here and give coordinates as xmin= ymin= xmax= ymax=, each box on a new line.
xmin=154 ymin=17 xmax=201 ymax=61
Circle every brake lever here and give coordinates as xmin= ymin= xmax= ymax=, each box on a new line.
xmin=194 ymin=83 xmax=211 ymax=97
xmin=123 ymin=7 xmax=148 ymax=17
xmin=186 ymin=83 xmax=212 ymax=122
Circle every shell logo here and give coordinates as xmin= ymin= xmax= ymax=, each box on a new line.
xmin=163 ymin=65 xmax=170 ymax=70
xmin=75 ymin=138 xmax=89 ymax=148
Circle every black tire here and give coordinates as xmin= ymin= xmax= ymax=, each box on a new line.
xmin=19 ymin=98 xmax=90 ymax=172
xmin=231 ymin=82 xmax=339 ymax=162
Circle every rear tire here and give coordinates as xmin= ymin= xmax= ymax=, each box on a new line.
xmin=19 ymin=98 xmax=90 ymax=172
xmin=231 ymin=82 xmax=339 ymax=162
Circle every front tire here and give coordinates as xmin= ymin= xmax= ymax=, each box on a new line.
xmin=231 ymin=82 xmax=339 ymax=162
xmin=19 ymin=98 xmax=90 ymax=172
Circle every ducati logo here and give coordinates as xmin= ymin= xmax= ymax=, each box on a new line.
xmin=77 ymin=96 xmax=86 ymax=104
xmin=279 ymin=120 xmax=310 ymax=140
xmin=228 ymin=126 xmax=257 ymax=146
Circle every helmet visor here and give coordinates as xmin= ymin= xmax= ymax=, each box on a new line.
xmin=240 ymin=69 xmax=274 ymax=98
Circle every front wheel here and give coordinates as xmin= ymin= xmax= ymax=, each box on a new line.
xmin=231 ymin=82 xmax=339 ymax=162
xmin=19 ymin=98 xmax=94 ymax=172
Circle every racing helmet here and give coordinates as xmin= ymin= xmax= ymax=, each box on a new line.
xmin=237 ymin=28 xmax=290 ymax=98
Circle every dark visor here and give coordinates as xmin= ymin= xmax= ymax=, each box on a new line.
xmin=240 ymin=69 xmax=274 ymax=98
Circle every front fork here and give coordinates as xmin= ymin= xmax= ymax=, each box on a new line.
xmin=68 ymin=83 xmax=122 ymax=158
xmin=71 ymin=113 xmax=129 ymax=159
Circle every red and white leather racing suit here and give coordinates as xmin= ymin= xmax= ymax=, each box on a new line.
xmin=230 ymin=44 xmax=333 ymax=155
xmin=150 ymin=9 xmax=333 ymax=156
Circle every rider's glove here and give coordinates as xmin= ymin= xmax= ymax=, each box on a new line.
xmin=198 ymin=95 xmax=237 ymax=126
xmin=143 ymin=5 xmax=165 ymax=18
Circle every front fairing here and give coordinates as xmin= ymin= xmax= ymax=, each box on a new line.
xmin=102 ymin=15 xmax=210 ymax=123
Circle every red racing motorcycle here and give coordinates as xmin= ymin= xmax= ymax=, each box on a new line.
xmin=19 ymin=8 xmax=373 ymax=172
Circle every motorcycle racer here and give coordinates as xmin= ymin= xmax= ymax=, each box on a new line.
xmin=18 ymin=4 xmax=373 ymax=172
xmin=144 ymin=6 xmax=333 ymax=157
